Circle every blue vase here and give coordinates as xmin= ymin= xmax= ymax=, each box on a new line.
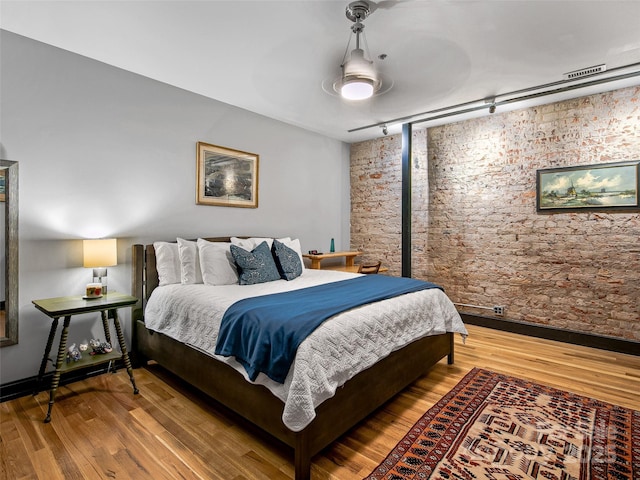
xmin=330 ymin=238 xmax=335 ymax=252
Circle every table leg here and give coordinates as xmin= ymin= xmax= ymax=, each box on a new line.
xmin=44 ymin=315 xmax=71 ymax=423
xmin=110 ymin=309 xmax=139 ymax=395
xmin=34 ymin=317 xmax=59 ymax=395
xmin=100 ymin=310 xmax=115 ymax=373
xmin=100 ymin=310 xmax=112 ymax=345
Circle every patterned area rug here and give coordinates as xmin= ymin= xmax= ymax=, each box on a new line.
xmin=365 ymin=368 xmax=639 ymax=480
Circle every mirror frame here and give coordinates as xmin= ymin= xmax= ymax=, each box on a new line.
xmin=1 ymin=159 xmax=18 ymax=347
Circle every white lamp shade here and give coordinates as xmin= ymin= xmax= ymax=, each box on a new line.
xmin=83 ymin=238 xmax=117 ymax=267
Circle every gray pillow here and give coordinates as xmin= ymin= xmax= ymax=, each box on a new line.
xmin=272 ymin=239 xmax=303 ymax=280
xmin=231 ymin=241 xmax=281 ymax=285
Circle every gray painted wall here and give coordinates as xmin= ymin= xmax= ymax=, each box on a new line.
xmin=0 ymin=31 xmax=350 ymax=384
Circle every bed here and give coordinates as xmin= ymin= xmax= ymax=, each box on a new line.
xmin=131 ymin=236 xmax=467 ymax=479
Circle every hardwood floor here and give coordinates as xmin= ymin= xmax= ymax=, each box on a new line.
xmin=2 ymin=324 xmax=639 ymax=479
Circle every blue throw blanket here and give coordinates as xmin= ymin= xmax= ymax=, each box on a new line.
xmin=214 ymin=275 xmax=443 ymax=383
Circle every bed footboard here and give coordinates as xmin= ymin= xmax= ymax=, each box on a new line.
xmin=135 ymin=319 xmax=453 ymax=479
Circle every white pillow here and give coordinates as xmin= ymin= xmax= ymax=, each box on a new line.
xmin=177 ymin=238 xmax=203 ymax=284
xmin=230 ymin=237 xmax=271 ymax=250
xmin=230 ymin=237 xmax=291 ymax=250
xmin=153 ymin=241 xmax=181 ymax=286
xmin=197 ymin=239 xmax=239 ymax=285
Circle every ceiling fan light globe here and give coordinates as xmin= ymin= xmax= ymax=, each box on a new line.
xmin=341 ymin=78 xmax=374 ymax=100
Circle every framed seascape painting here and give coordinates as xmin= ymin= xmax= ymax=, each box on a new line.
xmin=536 ymin=161 xmax=639 ymax=213
xmin=196 ymin=142 xmax=259 ymax=208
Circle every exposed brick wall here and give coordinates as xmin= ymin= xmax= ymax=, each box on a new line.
xmin=350 ymin=86 xmax=640 ymax=341
xmin=350 ymin=131 xmax=428 ymax=276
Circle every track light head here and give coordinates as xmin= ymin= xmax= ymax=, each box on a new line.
xmin=485 ymin=96 xmax=497 ymax=114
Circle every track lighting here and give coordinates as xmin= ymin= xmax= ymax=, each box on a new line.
xmin=489 ymin=103 xmax=496 ymax=114
xmin=382 ymin=125 xmax=388 ymax=135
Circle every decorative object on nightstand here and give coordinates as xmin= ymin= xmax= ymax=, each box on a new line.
xmin=32 ymin=292 xmax=139 ymax=423
xmin=83 ymin=238 xmax=117 ymax=295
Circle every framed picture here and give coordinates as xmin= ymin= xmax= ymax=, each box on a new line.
xmin=536 ymin=160 xmax=639 ymax=212
xmin=0 ymin=169 xmax=5 ymax=202
xmin=196 ymin=142 xmax=259 ymax=208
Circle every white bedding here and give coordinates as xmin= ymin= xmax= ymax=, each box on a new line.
xmin=144 ymin=269 xmax=468 ymax=431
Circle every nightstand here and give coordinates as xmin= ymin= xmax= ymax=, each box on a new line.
xmin=32 ymin=292 xmax=139 ymax=423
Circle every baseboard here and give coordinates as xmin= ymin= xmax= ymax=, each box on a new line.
xmin=3 ymin=317 xmax=637 ymax=402
xmin=461 ymin=313 xmax=639 ymax=356
xmin=0 ymin=360 xmax=124 ymax=403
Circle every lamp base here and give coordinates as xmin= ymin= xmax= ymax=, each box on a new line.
xmin=92 ymin=268 xmax=108 ymax=295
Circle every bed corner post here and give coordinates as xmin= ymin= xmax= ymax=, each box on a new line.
xmin=294 ymin=433 xmax=311 ymax=480
xmin=131 ymin=244 xmax=145 ymax=367
xmin=447 ymin=332 xmax=454 ymax=364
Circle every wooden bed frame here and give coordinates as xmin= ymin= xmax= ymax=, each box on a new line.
xmin=131 ymin=238 xmax=454 ymax=480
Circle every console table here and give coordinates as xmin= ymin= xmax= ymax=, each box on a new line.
xmin=32 ymin=292 xmax=139 ymax=423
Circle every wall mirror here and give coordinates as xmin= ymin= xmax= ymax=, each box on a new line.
xmin=1 ymin=159 xmax=18 ymax=347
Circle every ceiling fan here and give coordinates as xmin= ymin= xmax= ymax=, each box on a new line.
xmin=324 ymin=0 xmax=392 ymax=101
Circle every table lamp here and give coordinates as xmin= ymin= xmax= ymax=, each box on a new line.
xmin=83 ymin=238 xmax=117 ymax=295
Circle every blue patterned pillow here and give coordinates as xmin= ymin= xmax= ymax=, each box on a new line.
xmin=272 ymin=239 xmax=303 ymax=281
xmin=231 ymin=241 xmax=281 ymax=285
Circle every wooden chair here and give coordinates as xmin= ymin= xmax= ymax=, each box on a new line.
xmin=357 ymin=261 xmax=382 ymax=274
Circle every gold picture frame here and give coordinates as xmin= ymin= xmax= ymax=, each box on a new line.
xmin=196 ymin=142 xmax=259 ymax=208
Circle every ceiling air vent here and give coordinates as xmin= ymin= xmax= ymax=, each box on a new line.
xmin=563 ymin=64 xmax=607 ymax=80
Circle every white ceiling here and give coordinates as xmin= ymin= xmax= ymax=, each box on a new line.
xmin=2 ymin=0 xmax=640 ymax=143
